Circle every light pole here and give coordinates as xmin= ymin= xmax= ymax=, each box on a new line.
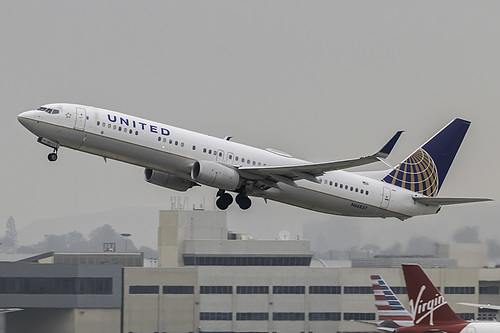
xmin=120 ymin=233 xmax=131 ymax=252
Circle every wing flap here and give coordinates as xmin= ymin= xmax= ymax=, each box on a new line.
xmin=413 ymin=196 xmax=493 ymax=206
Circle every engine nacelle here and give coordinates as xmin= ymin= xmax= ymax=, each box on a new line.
xmin=191 ymin=160 xmax=241 ymax=190
xmin=144 ymin=169 xmax=196 ymax=192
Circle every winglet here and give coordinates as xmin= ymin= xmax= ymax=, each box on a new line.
xmin=376 ymin=131 xmax=404 ymax=158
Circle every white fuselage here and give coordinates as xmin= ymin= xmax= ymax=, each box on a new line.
xmin=18 ymin=103 xmax=440 ymax=219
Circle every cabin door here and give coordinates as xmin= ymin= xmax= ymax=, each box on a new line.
xmin=380 ymin=187 xmax=391 ymax=209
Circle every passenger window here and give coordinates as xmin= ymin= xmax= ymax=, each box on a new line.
xmin=258 ymin=162 xmax=261 ymax=166
xmin=129 ymin=129 xmax=132 ymax=134
xmin=335 ymin=182 xmax=338 ymax=187
xmin=135 ymin=131 xmax=138 ymax=135
xmin=113 ymin=125 xmax=117 ymax=130
xmin=340 ymin=184 xmax=343 ymax=189
xmin=360 ymin=189 xmax=364 ymax=194
xmin=97 ymin=121 xmax=100 ymax=126
xmin=102 ymin=122 xmax=106 ymax=127
xmin=203 ymin=148 xmax=207 ymax=153
xmin=253 ymin=161 xmax=256 ymax=166
xmin=350 ymin=187 xmax=353 ymax=191
xmin=247 ymin=159 xmax=251 ymax=164
xmin=163 ymin=138 xmax=166 ymax=142
xmin=235 ymin=157 xmax=239 ymax=161
xmin=208 ymin=149 xmax=212 ymax=154
xmin=366 ymin=191 xmax=369 ymax=195
xmin=118 ymin=127 xmax=122 ymax=131
xmin=355 ymin=188 xmax=358 ymax=193
xmin=108 ymin=124 xmax=111 ymax=128
xmin=169 ymin=139 xmax=172 ymax=144
xmin=242 ymin=158 xmax=245 ymax=163
xmin=175 ymin=141 xmax=178 ymax=146
xmin=158 ymin=137 xmax=161 ymax=141
xmin=181 ymin=142 xmax=184 ymax=147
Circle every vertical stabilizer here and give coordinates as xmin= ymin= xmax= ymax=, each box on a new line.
xmin=383 ymin=118 xmax=470 ymax=196
xmin=402 ymin=264 xmax=467 ymax=326
xmin=371 ymin=274 xmax=413 ymax=327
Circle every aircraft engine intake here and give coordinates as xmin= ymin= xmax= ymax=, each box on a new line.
xmin=144 ymin=169 xmax=196 ymax=192
xmin=191 ymin=160 xmax=240 ymax=191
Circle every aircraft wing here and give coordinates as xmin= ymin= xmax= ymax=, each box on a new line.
xmin=458 ymin=302 xmax=500 ymax=310
xmin=413 ymin=197 xmax=493 ymax=206
xmin=0 ymin=308 xmax=22 ymax=314
xmin=238 ymin=131 xmax=404 ymax=186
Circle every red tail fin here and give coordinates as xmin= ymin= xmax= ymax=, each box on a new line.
xmin=402 ymin=264 xmax=467 ymax=326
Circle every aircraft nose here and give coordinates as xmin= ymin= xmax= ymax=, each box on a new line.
xmin=17 ymin=110 xmax=38 ymax=130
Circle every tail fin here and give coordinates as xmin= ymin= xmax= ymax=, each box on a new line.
xmin=402 ymin=264 xmax=467 ymax=326
xmin=370 ymin=274 xmax=413 ymax=327
xmin=382 ymin=118 xmax=470 ymax=196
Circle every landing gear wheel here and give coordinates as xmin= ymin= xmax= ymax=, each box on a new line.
xmin=216 ymin=193 xmax=233 ymax=210
xmin=48 ymin=152 xmax=58 ymax=162
xmin=236 ymin=193 xmax=252 ymax=210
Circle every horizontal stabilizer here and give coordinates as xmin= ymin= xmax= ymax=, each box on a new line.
xmin=413 ymin=196 xmax=493 ymax=206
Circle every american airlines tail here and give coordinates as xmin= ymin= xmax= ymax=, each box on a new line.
xmin=370 ymin=274 xmax=413 ymax=328
xmin=382 ymin=118 xmax=470 ymax=197
xmin=402 ymin=264 xmax=466 ymax=327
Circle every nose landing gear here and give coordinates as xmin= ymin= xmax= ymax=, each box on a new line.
xmin=48 ymin=150 xmax=58 ymax=162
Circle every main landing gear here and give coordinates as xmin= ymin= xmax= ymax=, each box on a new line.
xmin=216 ymin=190 xmax=252 ymax=210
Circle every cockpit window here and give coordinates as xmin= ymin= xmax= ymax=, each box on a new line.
xmin=37 ymin=107 xmax=60 ymax=114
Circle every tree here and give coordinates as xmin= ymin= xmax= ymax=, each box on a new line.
xmin=0 ymin=216 xmax=18 ymax=253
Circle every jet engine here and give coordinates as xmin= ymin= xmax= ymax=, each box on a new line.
xmin=144 ymin=169 xmax=197 ymax=192
xmin=191 ymin=160 xmax=241 ymax=190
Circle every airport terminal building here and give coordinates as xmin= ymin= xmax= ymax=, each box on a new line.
xmin=1 ymin=210 xmax=500 ymax=333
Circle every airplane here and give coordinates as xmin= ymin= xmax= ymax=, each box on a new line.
xmin=370 ymin=274 xmax=413 ymax=330
xmin=17 ymin=103 xmax=492 ymax=219
xmin=398 ymin=264 xmax=500 ymax=333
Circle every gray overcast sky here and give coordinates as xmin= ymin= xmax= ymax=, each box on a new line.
xmin=1 ymin=1 xmax=499 ymax=249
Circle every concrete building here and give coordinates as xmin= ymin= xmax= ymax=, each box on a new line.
xmin=1 ymin=210 xmax=500 ymax=333
xmin=122 ymin=211 xmax=500 ymax=333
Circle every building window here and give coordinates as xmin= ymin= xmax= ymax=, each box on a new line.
xmin=457 ymin=313 xmax=475 ymax=320
xmin=309 ymin=312 xmax=341 ymax=321
xmin=343 ymin=286 xmax=372 ymax=294
xmin=183 ymin=255 xmax=311 ymax=266
xmin=444 ymin=286 xmax=475 ymax=294
xmin=309 ymin=286 xmax=341 ymax=294
xmin=163 ymin=286 xmax=194 ymax=294
xmin=200 ymin=286 xmax=232 ymax=294
xmin=343 ymin=313 xmax=375 ymax=321
xmin=273 ymin=286 xmax=305 ymax=294
xmin=236 ymin=312 xmax=269 ymax=320
xmin=390 ymin=286 xmax=407 ymax=294
xmin=272 ymin=312 xmax=305 ymax=321
xmin=129 ymin=285 xmax=159 ymax=294
xmin=479 ymin=286 xmax=499 ymax=294
xmin=0 ymin=277 xmax=112 ymax=295
xmin=237 ymin=286 xmax=269 ymax=294
xmin=478 ymin=308 xmax=499 ymax=321
xmin=200 ymin=312 xmax=232 ymax=321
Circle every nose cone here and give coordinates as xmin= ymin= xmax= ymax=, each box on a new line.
xmin=18 ymin=110 xmax=38 ymax=131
